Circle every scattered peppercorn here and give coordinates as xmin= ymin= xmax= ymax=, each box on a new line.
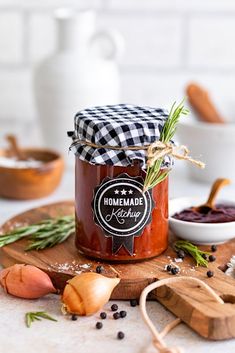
xmin=171 ymin=267 xmax=179 ymax=275
xmin=96 ymin=265 xmax=104 ymax=274
xmin=111 ymin=304 xmax=118 ymax=311
xmin=130 ymin=299 xmax=138 ymax=307
xmin=177 ymin=249 xmax=185 ymax=259
xmin=202 ymin=254 xmax=208 ymax=260
xmin=71 ymin=314 xmax=78 ymax=321
xmin=211 ymin=245 xmax=217 ymax=252
xmin=117 ymin=331 xmax=125 ymax=340
xmin=113 ymin=312 xmax=120 ymax=320
xmin=209 ymin=255 xmax=216 ymax=262
xmin=207 ymin=270 xmax=214 ymax=278
xmin=166 ymin=264 xmax=172 ymax=272
xmin=100 ymin=312 xmax=107 ymax=320
xmin=120 ymin=310 xmax=127 ymax=318
xmin=96 ymin=322 xmax=103 ymax=329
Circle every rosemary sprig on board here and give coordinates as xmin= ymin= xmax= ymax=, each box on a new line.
xmin=25 ymin=311 xmax=57 ymax=328
xmin=174 ymin=240 xmax=211 ymax=267
xmin=143 ymin=100 xmax=189 ymax=192
xmin=0 ymin=215 xmax=75 ymax=251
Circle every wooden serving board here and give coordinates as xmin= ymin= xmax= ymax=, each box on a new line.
xmin=1 ymin=201 xmax=235 ymax=340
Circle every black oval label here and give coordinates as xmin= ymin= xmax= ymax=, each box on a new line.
xmin=92 ymin=173 xmax=154 ymax=255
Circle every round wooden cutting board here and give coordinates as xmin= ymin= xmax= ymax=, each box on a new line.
xmin=1 ymin=200 xmax=235 ymax=340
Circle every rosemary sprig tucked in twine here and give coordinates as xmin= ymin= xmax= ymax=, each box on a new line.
xmin=143 ymin=100 xmax=205 ymax=192
xmin=71 ymin=100 xmax=205 ymax=192
xmin=0 ymin=215 xmax=75 ymax=250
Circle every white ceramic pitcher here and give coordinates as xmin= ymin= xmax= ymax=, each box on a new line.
xmin=33 ymin=8 xmax=123 ymax=163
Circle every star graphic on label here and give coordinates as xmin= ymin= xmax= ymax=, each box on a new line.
xmin=114 ymin=189 xmax=119 ymax=195
xmin=128 ymin=189 xmax=133 ymax=195
xmin=121 ymin=189 xmax=127 ymax=195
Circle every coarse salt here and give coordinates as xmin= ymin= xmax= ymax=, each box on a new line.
xmin=0 ymin=156 xmax=43 ymax=169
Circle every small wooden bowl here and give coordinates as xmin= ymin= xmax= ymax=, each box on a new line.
xmin=0 ymin=148 xmax=64 ymax=200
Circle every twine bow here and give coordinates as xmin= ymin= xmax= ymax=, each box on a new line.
xmin=147 ymin=141 xmax=205 ymax=169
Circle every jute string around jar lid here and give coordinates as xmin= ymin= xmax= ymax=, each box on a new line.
xmin=139 ymin=276 xmax=224 ymax=353
xmin=70 ymin=139 xmax=205 ymax=169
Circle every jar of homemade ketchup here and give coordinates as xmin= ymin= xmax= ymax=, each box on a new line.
xmin=69 ymin=104 xmax=171 ymax=262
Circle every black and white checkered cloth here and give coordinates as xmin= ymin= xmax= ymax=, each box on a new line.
xmin=68 ymin=104 xmax=173 ymax=168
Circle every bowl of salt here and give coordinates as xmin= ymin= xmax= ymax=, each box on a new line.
xmin=0 ymin=135 xmax=64 ymax=200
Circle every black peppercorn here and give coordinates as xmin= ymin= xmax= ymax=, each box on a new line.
xmin=117 ymin=331 xmax=125 ymax=340
xmin=209 ymin=255 xmax=216 ymax=262
xmin=71 ymin=314 xmax=78 ymax=321
xmin=96 ymin=322 xmax=103 ymax=329
xmin=96 ymin=265 xmax=104 ymax=274
xmin=130 ymin=299 xmax=138 ymax=307
xmin=171 ymin=267 xmax=179 ymax=275
xmin=211 ymin=245 xmax=217 ymax=252
xmin=177 ymin=249 xmax=185 ymax=259
xmin=120 ymin=310 xmax=127 ymax=318
xmin=100 ymin=312 xmax=107 ymax=320
xmin=166 ymin=264 xmax=172 ymax=272
xmin=202 ymin=253 xmax=208 ymax=260
xmin=207 ymin=270 xmax=214 ymax=278
xmin=113 ymin=312 xmax=120 ymax=320
xmin=111 ymin=303 xmax=118 ymax=311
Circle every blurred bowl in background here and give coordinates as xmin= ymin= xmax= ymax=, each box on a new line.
xmin=177 ymin=121 xmax=235 ymax=183
xmin=0 ymin=148 xmax=64 ymax=200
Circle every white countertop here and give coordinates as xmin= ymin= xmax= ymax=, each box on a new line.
xmin=1 ymin=166 xmax=235 ymax=353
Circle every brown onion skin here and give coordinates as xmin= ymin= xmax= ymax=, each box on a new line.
xmin=0 ymin=264 xmax=56 ymax=299
xmin=62 ymin=272 xmax=120 ymax=316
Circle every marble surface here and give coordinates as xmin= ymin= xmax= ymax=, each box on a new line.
xmin=1 ymin=166 xmax=235 ymax=353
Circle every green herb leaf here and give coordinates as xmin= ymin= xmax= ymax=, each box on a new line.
xmin=0 ymin=215 xmax=75 ymax=251
xmin=174 ymin=240 xmax=211 ymax=267
xmin=143 ymin=99 xmax=189 ymax=192
xmin=25 ymin=311 xmax=57 ymax=328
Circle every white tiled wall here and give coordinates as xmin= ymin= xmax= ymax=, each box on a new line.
xmin=1 ymin=0 xmax=235 ymax=123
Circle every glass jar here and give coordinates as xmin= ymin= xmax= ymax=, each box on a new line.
xmin=75 ymin=158 xmax=168 ymax=261
xmin=69 ymin=104 xmax=172 ymax=262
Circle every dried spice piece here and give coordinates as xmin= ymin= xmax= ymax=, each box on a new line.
xmin=61 ymin=273 xmax=120 ymax=316
xmin=174 ymin=240 xmax=211 ymax=267
xmin=177 ymin=250 xmax=185 ymax=259
xmin=100 ymin=312 xmax=107 ymax=319
xmin=0 ymin=215 xmax=75 ymax=251
xmin=130 ymin=299 xmax=138 ymax=307
xmin=25 ymin=311 xmax=57 ymax=328
xmin=211 ymin=245 xmax=217 ymax=252
xmin=207 ymin=270 xmax=214 ymax=278
xmin=111 ymin=304 xmax=118 ymax=312
xmin=0 ymin=264 xmax=56 ymax=299
xmin=120 ymin=310 xmax=127 ymax=318
xmin=96 ymin=265 xmax=104 ymax=274
xmin=117 ymin=331 xmax=125 ymax=340
xmin=96 ymin=322 xmax=103 ymax=329
xmin=113 ymin=312 xmax=120 ymax=320
xmin=209 ymin=255 xmax=216 ymax=262
xmin=202 ymin=254 xmax=208 ymax=260
xmin=171 ymin=267 xmax=180 ymax=275
xmin=166 ymin=264 xmax=172 ymax=272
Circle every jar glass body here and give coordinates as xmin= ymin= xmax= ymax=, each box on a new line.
xmin=75 ymin=158 xmax=168 ymax=262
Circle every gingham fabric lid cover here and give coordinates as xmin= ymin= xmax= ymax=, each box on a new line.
xmin=69 ymin=104 xmax=173 ymax=168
